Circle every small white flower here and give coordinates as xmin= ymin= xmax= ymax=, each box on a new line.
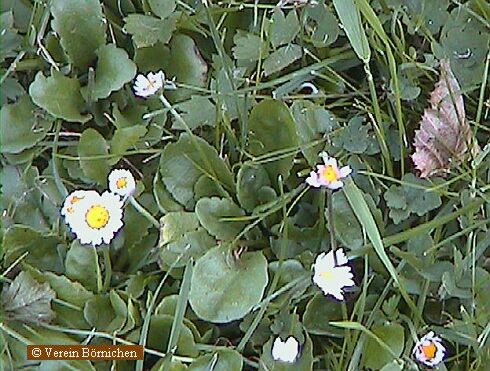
xmin=312 ymin=248 xmax=355 ymax=301
xmin=61 ymin=190 xmax=99 ymax=226
xmin=64 ymin=191 xmax=124 ymax=247
xmin=271 ymin=336 xmax=300 ymax=363
xmin=305 ymin=152 xmax=352 ymax=190
xmin=133 ymin=70 xmax=165 ymax=97
xmin=108 ymin=169 xmax=136 ymax=198
xmin=412 ymin=331 xmax=446 ymax=367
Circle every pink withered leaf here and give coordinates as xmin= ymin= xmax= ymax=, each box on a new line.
xmin=411 ymin=59 xmax=472 ymax=178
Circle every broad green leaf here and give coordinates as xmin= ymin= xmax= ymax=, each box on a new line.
xmin=158 ymin=211 xmax=215 ymax=268
xmin=189 ymin=245 xmax=268 ymax=323
xmin=109 ymin=125 xmax=147 ymax=165
xmin=124 ymin=14 xmax=176 ymax=48
xmin=90 ymin=44 xmax=136 ymax=100
xmin=331 ymin=191 xmax=363 ymax=250
xmin=263 ymin=44 xmax=302 ymax=76
xmin=29 ymin=70 xmax=90 ymax=123
xmin=159 ymin=133 xmax=234 ymax=209
xmin=195 ymin=197 xmax=246 ymax=240
xmin=291 ymin=100 xmax=338 ymax=166
xmin=166 ymin=34 xmax=208 ymax=102
xmin=247 ymin=99 xmax=299 ymax=185
xmin=2 ymin=226 xmax=63 ymax=273
xmin=171 ymin=96 xmax=216 ymax=130
xmin=147 ymin=314 xmax=198 ymax=356
xmin=363 ymin=322 xmax=405 ymax=369
xmin=0 ymin=95 xmax=53 ymax=154
xmin=236 ymin=162 xmax=271 ymax=211
xmin=50 ymin=0 xmax=106 ymax=69
xmin=333 ymin=0 xmax=371 ymax=63
xmin=65 ymin=241 xmax=98 ymax=292
xmin=270 ymin=9 xmax=300 ymax=48
xmin=149 ymin=0 xmax=176 ymax=19
xmin=303 ymin=293 xmax=344 ymax=337
xmin=334 ymin=116 xmax=378 ymax=154
xmin=1 ymin=271 xmax=55 ymax=324
xmin=305 ymin=4 xmax=340 ymax=48
xmin=78 ymin=128 xmax=110 ymax=185
xmin=83 ymin=295 xmax=116 ymax=330
xmin=188 ymin=349 xmax=243 ymax=370
xmin=0 ymin=11 xmax=22 ymax=62
xmin=232 ymin=32 xmax=268 ymax=62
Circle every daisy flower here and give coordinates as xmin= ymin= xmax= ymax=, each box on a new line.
xmin=312 ymin=248 xmax=355 ymax=301
xmin=412 ymin=331 xmax=446 ymax=367
xmin=64 ymin=191 xmax=124 ymax=247
xmin=133 ymin=70 xmax=165 ymax=97
xmin=305 ymin=152 xmax=352 ymax=190
xmin=271 ymin=336 xmax=299 ymax=363
xmin=108 ymin=169 xmax=136 ymax=198
xmin=61 ymin=190 xmax=99 ymax=226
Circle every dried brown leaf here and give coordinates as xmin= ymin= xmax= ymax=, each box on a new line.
xmin=411 ymin=59 xmax=472 ymax=178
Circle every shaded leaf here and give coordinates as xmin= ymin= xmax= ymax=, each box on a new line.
xmin=363 ymin=322 xmax=405 ymax=369
xmin=236 ymin=162 xmax=271 ymax=212
xmin=65 ymin=241 xmax=98 ymax=292
xmin=50 ymin=0 xmax=106 ymax=69
xmin=91 ymin=44 xmax=137 ymax=100
xmin=159 ymin=133 xmax=234 ymax=209
xmin=109 ymin=125 xmax=147 ymax=165
xmin=171 ymin=96 xmax=216 ymax=130
xmin=29 ymin=70 xmax=90 ymax=123
xmin=195 ymin=197 xmax=246 ymax=240
xmin=0 ymin=95 xmax=53 ymax=154
xmin=188 ymin=349 xmax=243 ymax=370
xmin=412 ymin=59 xmax=473 ymax=178
xmin=1 ymin=271 xmax=55 ymax=324
xmin=263 ymin=44 xmax=302 ymax=76
xmin=149 ymin=0 xmax=176 ymax=19
xmin=124 ymin=14 xmax=176 ymax=48
xmin=78 ymin=128 xmax=110 ymax=185
xmin=305 ymin=4 xmax=340 ymax=48
xmin=233 ymin=32 xmax=267 ymax=62
xmin=270 ymin=9 xmax=300 ymax=48
xmin=0 ymin=11 xmax=22 ymax=62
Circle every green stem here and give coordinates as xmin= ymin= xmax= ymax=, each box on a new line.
xmin=327 ymin=189 xmax=338 ymax=264
xmin=102 ymin=247 xmax=112 ymax=292
xmin=129 ymin=196 xmax=160 ymax=228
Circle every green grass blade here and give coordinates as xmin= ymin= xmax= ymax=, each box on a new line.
xmin=333 ymin=0 xmax=371 ymax=63
xmin=343 ymin=178 xmax=422 ymax=321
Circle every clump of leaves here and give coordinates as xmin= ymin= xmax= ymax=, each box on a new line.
xmin=411 ymin=59 xmax=473 ymax=178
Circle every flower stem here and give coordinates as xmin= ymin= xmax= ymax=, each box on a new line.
xmin=327 ymin=189 xmax=338 ymax=265
xmin=129 ymin=196 xmax=160 ymax=228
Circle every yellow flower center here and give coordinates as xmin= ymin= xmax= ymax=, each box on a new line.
xmin=85 ymin=205 xmax=110 ymax=229
xmin=116 ymin=177 xmax=128 ymax=189
xmin=421 ymin=343 xmax=437 ymax=359
xmin=320 ymin=270 xmax=334 ymax=281
xmin=321 ymin=165 xmax=339 ymax=183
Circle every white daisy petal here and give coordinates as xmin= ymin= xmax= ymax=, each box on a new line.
xmin=64 ymin=191 xmax=124 ymax=247
xmin=312 ymin=248 xmax=355 ymax=301
xmin=133 ymin=70 xmax=168 ymax=97
xmin=61 ymin=190 xmax=99 ymax=226
xmin=304 ymin=153 xmax=351 ymax=190
xmin=412 ymin=331 xmax=446 ymax=367
xmin=271 ymin=336 xmax=300 ymax=363
xmin=108 ymin=169 xmax=136 ymax=198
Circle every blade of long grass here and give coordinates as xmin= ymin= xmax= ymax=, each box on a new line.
xmin=343 ymin=178 xmax=422 ymax=321
xmin=333 ymin=0 xmax=371 ymax=63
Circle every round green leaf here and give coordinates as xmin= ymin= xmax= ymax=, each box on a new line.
xmin=363 ymin=322 xmax=405 ymax=370
xmin=83 ymin=294 xmax=116 ymax=330
xmin=195 ymin=197 xmax=246 ymax=240
xmin=124 ymin=14 xmax=176 ymax=48
xmin=303 ymin=293 xmax=345 ymax=337
xmin=236 ymin=162 xmax=271 ymax=211
xmin=158 ymin=211 xmax=216 ymax=268
xmin=90 ymin=44 xmax=137 ymax=101
xmin=149 ymin=0 xmax=176 ymax=19
xmin=29 ymin=70 xmax=90 ymax=123
xmin=65 ymin=241 xmax=98 ymax=292
xmin=159 ymin=133 xmax=234 ymax=209
xmin=247 ymin=99 xmax=299 ymax=185
xmin=78 ymin=128 xmax=110 ymax=185
xmin=50 ymin=0 xmax=106 ymax=70
xmin=147 ymin=314 xmax=198 ymax=356
xmin=0 ymin=96 xmax=53 ymax=154
xmin=188 ymin=349 xmax=243 ymax=371
xmin=189 ymin=245 xmax=268 ymax=323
